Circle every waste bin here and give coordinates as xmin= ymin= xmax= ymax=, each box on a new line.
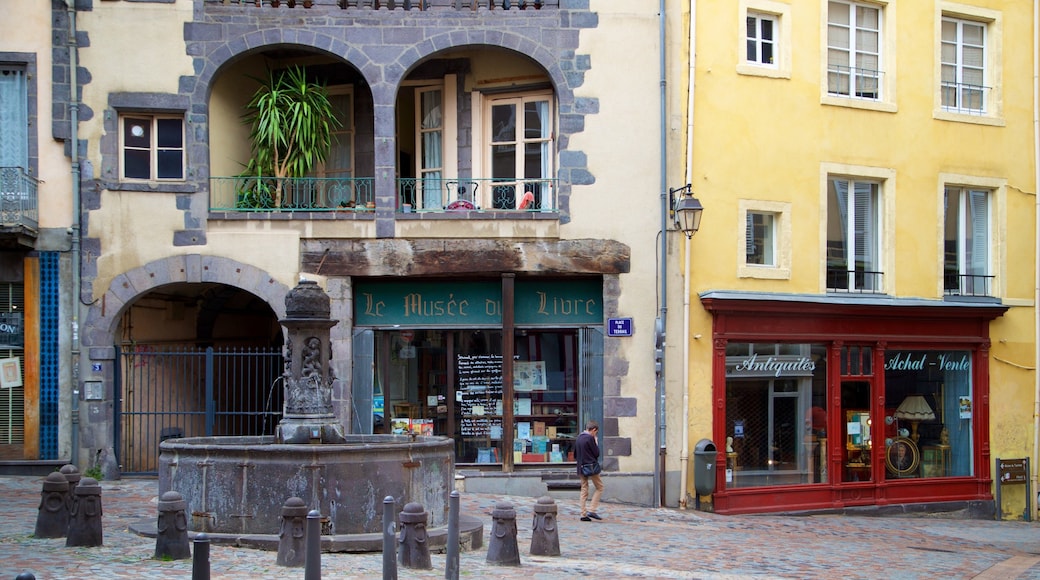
xmin=693 ymin=438 xmax=717 ymax=496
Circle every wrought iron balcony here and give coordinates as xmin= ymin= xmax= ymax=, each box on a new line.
xmin=940 ymin=81 xmax=990 ymax=115
xmin=826 ymin=268 xmax=885 ymax=294
xmin=0 ymin=167 xmax=38 ymax=248
xmin=944 ymin=273 xmax=994 ymax=298
xmin=397 ymin=177 xmax=558 ymax=212
xmin=210 ymin=176 xmax=375 ymax=212
xmin=206 ymin=0 xmax=556 ymax=10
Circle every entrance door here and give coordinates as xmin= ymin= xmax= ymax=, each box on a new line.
xmin=839 ymin=345 xmax=875 ymax=483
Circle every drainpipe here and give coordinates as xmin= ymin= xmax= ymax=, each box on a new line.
xmin=655 ymin=0 xmax=668 ymax=509
xmin=677 ymin=0 xmax=697 ymax=510
xmin=1031 ymin=0 xmax=1039 ymax=518
xmin=65 ymin=0 xmax=81 ymax=467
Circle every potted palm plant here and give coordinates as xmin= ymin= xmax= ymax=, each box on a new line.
xmin=239 ymin=65 xmax=340 ymax=209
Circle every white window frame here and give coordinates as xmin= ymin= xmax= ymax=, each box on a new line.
xmin=937 ymin=174 xmax=1005 ymax=298
xmin=401 ymin=76 xmax=457 ymax=211
xmin=820 ymin=163 xmax=895 ymax=293
xmin=821 ymin=0 xmax=896 ymax=113
xmin=476 ymin=90 xmax=554 ymax=210
xmin=738 ymin=0 xmax=792 ymax=79
xmin=738 ymin=199 xmax=791 ymax=279
xmin=119 ymin=114 xmax=185 ymax=181
xmin=318 ymin=86 xmax=355 ymax=180
xmin=934 ymin=4 xmax=1003 ymax=126
xmin=943 ymin=186 xmax=990 ymax=296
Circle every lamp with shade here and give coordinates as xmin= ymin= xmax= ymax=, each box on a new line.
xmin=893 ymin=395 xmax=935 ymax=443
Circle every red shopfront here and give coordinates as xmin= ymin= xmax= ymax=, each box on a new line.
xmin=701 ymin=292 xmax=1007 ymax=515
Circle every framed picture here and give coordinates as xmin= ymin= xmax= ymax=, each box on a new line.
xmin=513 ymin=361 xmax=547 ymax=392
xmin=0 ymin=357 xmax=21 ymax=389
xmin=885 ymin=436 xmax=920 ymax=477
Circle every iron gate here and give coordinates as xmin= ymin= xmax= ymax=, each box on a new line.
xmin=115 ymin=345 xmax=283 ymax=475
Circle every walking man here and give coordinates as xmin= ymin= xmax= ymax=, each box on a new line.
xmin=576 ymin=420 xmax=604 ymax=521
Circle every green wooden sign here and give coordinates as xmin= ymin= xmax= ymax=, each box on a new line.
xmin=354 ymin=279 xmax=602 ymax=326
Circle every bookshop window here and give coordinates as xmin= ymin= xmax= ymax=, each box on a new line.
xmin=883 ymin=350 xmax=972 ymax=478
xmin=724 ymin=342 xmax=828 ymax=488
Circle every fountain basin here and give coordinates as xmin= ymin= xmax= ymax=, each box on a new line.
xmin=159 ymin=435 xmax=454 ymax=536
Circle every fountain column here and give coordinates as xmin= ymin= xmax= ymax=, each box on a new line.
xmin=276 ymin=280 xmax=347 ymax=444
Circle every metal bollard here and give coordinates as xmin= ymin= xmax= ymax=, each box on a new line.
xmin=485 ymin=501 xmax=520 ymax=566
xmin=15 ymin=573 xmax=36 ymax=580
xmin=304 ymin=509 xmax=321 ymax=580
xmin=398 ymin=502 xmax=432 ymax=569
xmin=444 ymin=490 xmax=459 ymax=580
xmin=34 ymin=472 xmax=70 ymax=539
xmin=529 ymin=496 xmax=560 ymax=556
xmin=382 ymin=496 xmax=397 ymax=580
xmin=155 ymin=491 xmax=192 ymax=560
xmin=66 ymin=477 xmax=103 ymax=547
xmin=192 ymin=533 xmax=210 ymax=580
xmin=276 ymin=497 xmax=309 ymax=567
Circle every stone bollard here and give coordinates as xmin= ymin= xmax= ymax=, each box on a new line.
xmin=66 ymin=477 xmax=103 ymax=547
xmin=59 ymin=464 xmax=81 ymax=495
xmin=485 ymin=501 xmax=520 ymax=566
xmin=529 ymin=496 xmax=560 ymax=556
xmin=155 ymin=491 xmax=191 ymax=560
xmin=276 ymin=497 xmax=309 ymax=567
xmin=398 ymin=502 xmax=432 ymax=569
xmin=34 ymin=472 xmax=70 ymax=539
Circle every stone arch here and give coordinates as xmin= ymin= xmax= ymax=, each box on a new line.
xmin=81 ymin=255 xmax=290 ymax=349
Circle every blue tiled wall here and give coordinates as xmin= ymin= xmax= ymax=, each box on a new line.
xmin=39 ymin=252 xmax=58 ymax=459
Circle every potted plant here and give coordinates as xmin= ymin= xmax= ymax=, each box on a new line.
xmin=240 ymin=65 xmax=340 ymax=208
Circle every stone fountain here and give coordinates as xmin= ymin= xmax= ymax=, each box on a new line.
xmin=155 ymin=281 xmax=463 ymax=549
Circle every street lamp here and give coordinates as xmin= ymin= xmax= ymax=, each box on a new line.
xmin=669 ymin=184 xmax=704 ymax=239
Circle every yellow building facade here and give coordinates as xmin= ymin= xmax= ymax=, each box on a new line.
xmin=677 ymin=0 xmax=1038 ymax=516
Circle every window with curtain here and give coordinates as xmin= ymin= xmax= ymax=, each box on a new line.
xmin=827 ymin=0 xmax=881 ymax=99
xmin=487 ymin=92 xmax=553 ymax=210
xmin=418 ymin=87 xmax=443 ymax=210
xmin=0 ymin=65 xmax=28 ymax=170
xmin=944 ymin=187 xmax=991 ymax=296
xmin=941 ymin=17 xmax=986 ymax=113
xmin=827 ymin=177 xmax=881 ymax=292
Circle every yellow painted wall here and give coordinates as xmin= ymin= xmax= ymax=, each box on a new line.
xmin=680 ymin=0 xmax=1036 ymax=510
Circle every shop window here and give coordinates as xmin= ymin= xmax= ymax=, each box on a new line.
xmin=883 ymin=350 xmax=972 ymax=478
xmin=357 ymin=328 xmax=584 ymax=466
xmin=724 ymin=343 xmax=828 ymax=488
xmin=0 ymin=282 xmax=24 ymax=447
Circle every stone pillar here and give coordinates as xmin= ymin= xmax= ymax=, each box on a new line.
xmin=529 ymin=496 xmax=560 ymax=556
xmin=276 ymin=280 xmax=346 ymax=444
xmin=155 ymin=491 xmax=191 ymax=560
xmin=276 ymin=497 xmax=309 ymax=567
xmin=66 ymin=477 xmax=103 ymax=547
xmin=485 ymin=502 xmax=520 ymax=566
xmin=398 ymin=502 xmax=432 ymax=569
xmin=34 ymin=472 xmax=70 ymax=539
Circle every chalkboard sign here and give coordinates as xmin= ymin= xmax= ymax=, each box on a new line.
xmin=458 ymin=354 xmax=503 ymax=437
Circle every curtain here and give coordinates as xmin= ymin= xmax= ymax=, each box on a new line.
xmin=0 ymin=67 xmax=27 ymax=169
xmin=420 ymin=89 xmax=442 ymax=209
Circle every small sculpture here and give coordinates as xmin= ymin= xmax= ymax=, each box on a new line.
xmin=726 ymin=436 xmax=734 ymax=453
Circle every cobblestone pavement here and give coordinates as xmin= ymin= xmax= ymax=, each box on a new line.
xmin=4 ymin=475 xmax=1040 ymax=579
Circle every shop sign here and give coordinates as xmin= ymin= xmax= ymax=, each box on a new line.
xmin=354 ymin=279 xmax=603 ymax=326
xmin=727 ymin=353 xmax=816 ymax=378
xmin=0 ymin=312 xmax=22 ymax=348
xmin=884 ymin=352 xmax=970 ymax=372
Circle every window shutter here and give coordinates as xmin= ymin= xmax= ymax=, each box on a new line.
xmin=0 ymin=67 xmax=28 ymax=169
xmin=852 ymin=182 xmax=876 ymax=273
xmin=967 ymin=189 xmax=988 ymax=276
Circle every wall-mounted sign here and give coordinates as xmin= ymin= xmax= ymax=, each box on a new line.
xmin=0 ymin=357 xmax=20 ymax=389
xmin=607 ymin=317 xmax=633 ymax=337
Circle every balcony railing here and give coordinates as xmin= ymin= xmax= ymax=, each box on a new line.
xmin=940 ymin=81 xmax=989 ymax=115
xmin=826 ymin=268 xmax=885 ymax=294
xmin=944 ymin=273 xmax=994 ymax=298
xmin=0 ymin=167 xmax=38 ymax=231
xmin=210 ymin=176 xmax=374 ymax=212
xmin=206 ymin=0 xmax=556 ymax=10
xmin=397 ymin=177 xmax=558 ymax=212
xmin=826 ymin=64 xmax=884 ymax=100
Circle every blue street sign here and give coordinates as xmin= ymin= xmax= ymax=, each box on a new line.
xmin=607 ymin=317 xmax=633 ymax=337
